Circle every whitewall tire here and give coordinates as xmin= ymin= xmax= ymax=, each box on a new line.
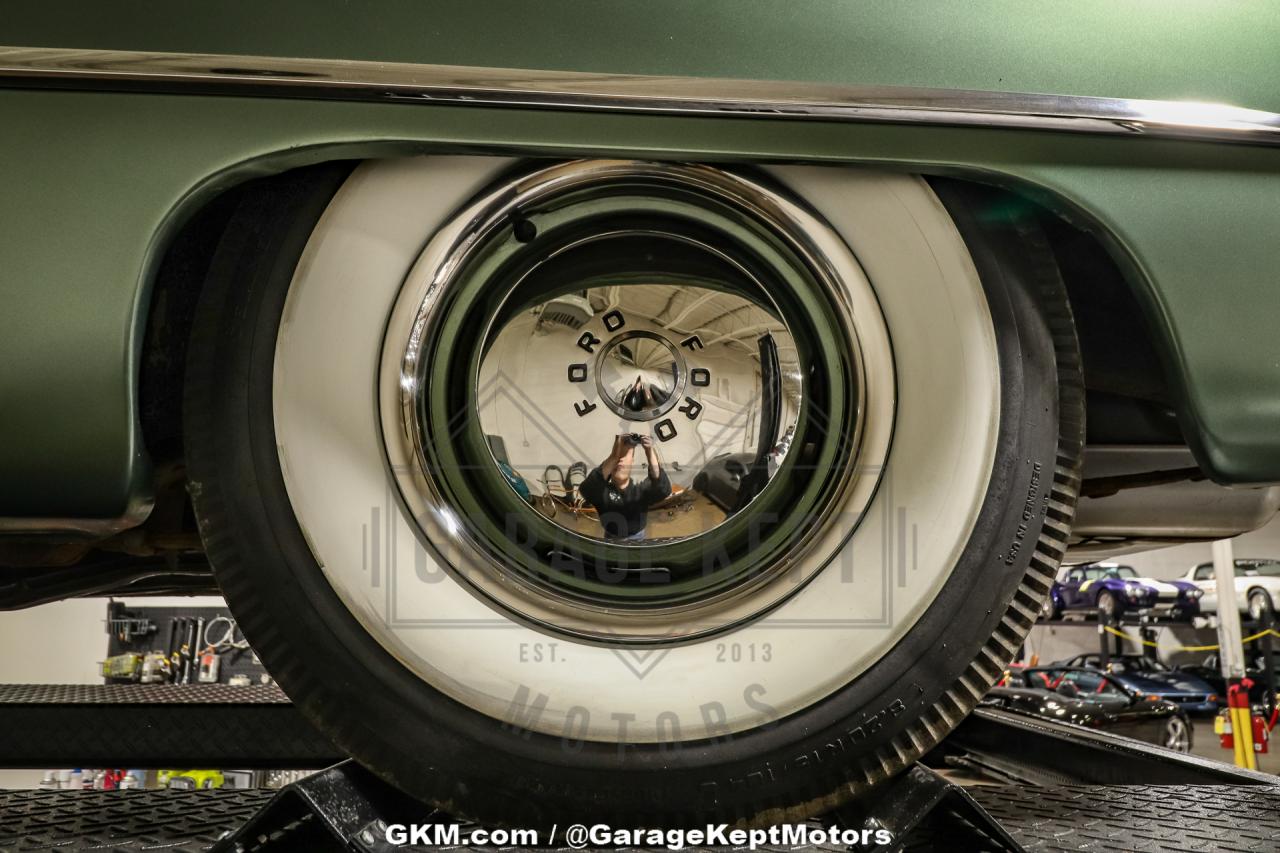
xmin=185 ymin=159 xmax=1083 ymax=825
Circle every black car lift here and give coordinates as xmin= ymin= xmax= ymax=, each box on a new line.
xmin=0 ymin=685 xmax=1277 ymax=852
xmin=1039 ymin=607 xmax=1204 ymax=668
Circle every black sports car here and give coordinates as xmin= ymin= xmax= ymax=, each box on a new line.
xmin=987 ymin=666 xmax=1192 ymax=752
xmin=1177 ymin=652 xmax=1278 ymax=711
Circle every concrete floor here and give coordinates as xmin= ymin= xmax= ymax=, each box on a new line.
xmin=1190 ymin=717 xmax=1279 ymax=775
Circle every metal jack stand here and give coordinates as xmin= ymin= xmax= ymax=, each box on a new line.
xmin=835 ymin=764 xmax=1024 ymax=853
xmin=215 ymin=760 xmax=442 ymax=852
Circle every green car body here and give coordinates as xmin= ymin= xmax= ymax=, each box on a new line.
xmin=3 ymin=0 xmax=1280 ymax=526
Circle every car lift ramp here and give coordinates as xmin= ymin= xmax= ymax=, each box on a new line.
xmin=0 ymin=687 xmax=1278 ymax=852
xmin=0 ymin=683 xmax=343 ymax=768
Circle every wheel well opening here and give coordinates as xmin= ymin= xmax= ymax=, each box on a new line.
xmin=139 ymin=161 xmax=359 ymax=465
xmin=928 ymin=176 xmax=1186 ymax=450
xmin=139 ymin=189 xmax=245 ymax=466
xmin=1038 ymin=209 xmax=1184 ymax=447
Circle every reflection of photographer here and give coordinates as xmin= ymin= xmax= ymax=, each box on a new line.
xmin=578 ymin=433 xmax=671 ymax=541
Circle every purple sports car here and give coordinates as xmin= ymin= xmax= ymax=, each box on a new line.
xmin=1044 ymin=563 xmax=1202 ymax=620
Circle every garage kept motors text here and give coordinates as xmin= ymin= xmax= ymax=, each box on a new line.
xmin=383 ymin=823 xmax=893 ymax=849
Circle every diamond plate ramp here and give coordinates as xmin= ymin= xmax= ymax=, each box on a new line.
xmin=906 ymin=784 xmax=1280 ymax=852
xmin=0 ymin=684 xmax=342 ymax=768
xmin=0 ymin=789 xmax=273 ymax=852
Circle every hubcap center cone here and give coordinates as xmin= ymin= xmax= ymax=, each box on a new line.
xmin=595 ymin=330 xmax=686 ymax=421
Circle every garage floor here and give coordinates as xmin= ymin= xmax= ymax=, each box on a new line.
xmin=1191 ymin=717 xmax=1279 ymax=775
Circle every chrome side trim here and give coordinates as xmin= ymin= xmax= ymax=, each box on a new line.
xmin=2 ymin=46 xmax=1280 ymax=146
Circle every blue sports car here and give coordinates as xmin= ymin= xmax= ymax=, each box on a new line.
xmin=1044 ymin=563 xmax=1202 ymax=620
xmin=1054 ymin=654 xmax=1220 ymax=715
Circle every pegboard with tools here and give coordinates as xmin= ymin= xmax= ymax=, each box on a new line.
xmin=101 ymin=601 xmax=270 ymax=687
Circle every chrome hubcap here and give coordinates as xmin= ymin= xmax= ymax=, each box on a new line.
xmin=379 ymin=160 xmax=893 ymax=642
